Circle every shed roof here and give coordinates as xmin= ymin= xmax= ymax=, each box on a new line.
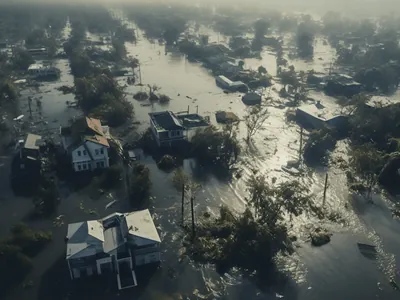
xmin=149 ymin=111 xmax=184 ymax=132
xmin=124 ymin=209 xmax=161 ymax=243
xmin=24 ymin=133 xmax=43 ymax=150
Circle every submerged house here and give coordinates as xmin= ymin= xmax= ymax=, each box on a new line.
xmin=324 ymin=74 xmax=362 ymax=97
xmin=66 ymin=209 xmax=161 ymax=290
xmin=215 ymin=75 xmax=248 ymax=92
xmin=28 ymin=63 xmax=60 ymax=78
xmin=60 ymin=117 xmax=111 ymax=172
xmin=242 ymin=91 xmax=262 ymax=105
xmin=149 ymin=111 xmax=210 ymax=147
xmin=296 ymin=101 xmax=348 ymax=130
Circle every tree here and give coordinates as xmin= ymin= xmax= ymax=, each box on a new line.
xmin=246 ymin=174 xmax=315 ymax=228
xmin=129 ymin=163 xmax=152 ymax=208
xmin=350 ymin=144 xmax=385 ymax=199
xmin=243 ymin=105 xmax=269 ymax=143
xmin=191 ymin=125 xmax=240 ymax=167
xmin=11 ymin=48 xmax=34 ymax=70
xmin=258 ymin=66 xmax=267 ymax=75
xmin=253 ymin=19 xmax=269 ymax=40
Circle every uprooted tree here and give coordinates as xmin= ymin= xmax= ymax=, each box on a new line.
xmin=244 ymin=105 xmax=269 ymax=143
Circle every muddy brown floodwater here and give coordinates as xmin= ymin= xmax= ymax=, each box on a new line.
xmin=1 ymin=14 xmax=400 ymax=300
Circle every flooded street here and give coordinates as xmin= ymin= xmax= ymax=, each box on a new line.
xmin=2 ymin=16 xmax=400 ymax=300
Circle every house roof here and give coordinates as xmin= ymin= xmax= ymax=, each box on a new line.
xmin=84 ymin=134 xmax=109 ymax=147
xmin=24 ymin=133 xmax=43 ymax=150
xmin=297 ymin=102 xmax=345 ymax=121
xmin=62 ymin=117 xmax=110 ymax=150
xmin=66 ymin=210 xmax=160 ymax=259
xmin=66 ymin=220 xmax=104 ymax=259
xmin=149 ymin=111 xmax=184 ymax=132
xmin=124 ymin=209 xmax=161 ymax=243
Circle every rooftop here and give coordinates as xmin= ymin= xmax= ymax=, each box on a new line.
xmin=176 ymin=113 xmax=210 ymax=129
xmin=366 ymin=96 xmax=394 ymax=108
xmin=149 ymin=111 xmax=184 ymax=132
xmin=298 ymin=102 xmax=345 ymax=121
xmin=24 ymin=133 xmax=43 ymax=150
xmin=28 ymin=63 xmax=44 ymax=71
xmin=66 ymin=210 xmax=160 ymax=259
xmin=124 ymin=210 xmax=161 ymax=243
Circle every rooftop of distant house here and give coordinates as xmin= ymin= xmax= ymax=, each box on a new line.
xmin=366 ymin=96 xmax=395 ymax=108
xmin=149 ymin=111 xmax=184 ymax=132
xmin=298 ymin=101 xmax=346 ymax=121
xmin=61 ymin=117 xmax=110 ymax=148
xmin=24 ymin=133 xmax=43 ymax=150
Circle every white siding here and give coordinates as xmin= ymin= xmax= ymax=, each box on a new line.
xmin=135 ymin=252 xmax=161 ymax=266
xmin=71 ymin=141 xmax=109 ymax=172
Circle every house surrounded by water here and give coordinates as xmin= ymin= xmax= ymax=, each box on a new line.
xmin=66 ymin=209 xmax=161 ymax=290
xmin=60 ymin=117 xmax=111 ymax=172
xmin=296 ymin=101 xmax=348 ymax=130
xmin=149 ymin=111 xmax=210 ymax=147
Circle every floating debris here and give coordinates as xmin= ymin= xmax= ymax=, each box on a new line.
xmin=357 ymin=243 xmax=377 ymax=260
xmin=105 ymin=199 xmax=118 ymax=210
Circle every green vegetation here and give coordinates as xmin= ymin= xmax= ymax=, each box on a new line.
xmin=185 ymin=175 xmax=321 ymax=275
xmin=129 ymin=163 xmax=152 ymax=208
xmin=191 ymin=125 xmax=240 ymax=168
xmin=0 ymin=224 xmax=51 ymax=294
xmin=303 ymin=129 xmax=337 ymax=165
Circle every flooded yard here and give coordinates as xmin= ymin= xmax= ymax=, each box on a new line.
xmin=1 ymin=14 xmax=400 ymax=300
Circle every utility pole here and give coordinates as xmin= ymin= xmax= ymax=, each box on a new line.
xmin=323 ymin=173 xmax=328 ymax=207
xmin=187 ymin=105 xmax=189 ymax=114
xmin=190 ymin=196 xmax=195 ymax=239
xmin=196 ymin=105 xmax=199 ymax=114
xmin=28 ymin=97 xmax=32 ymax=118
xmin=138 ymin=63 xmax=142 ymax=85
xmin=299 ymin=127 xmax=303 ymax=162
xmin=181 ymin=184 xmax=185 ymax=227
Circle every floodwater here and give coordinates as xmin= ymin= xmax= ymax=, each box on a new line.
xmin=2 ymin=15 xmax=400 ymax=300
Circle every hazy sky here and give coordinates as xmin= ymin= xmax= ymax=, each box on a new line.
xmin=0 ymin=0 xmax=398 ymax=16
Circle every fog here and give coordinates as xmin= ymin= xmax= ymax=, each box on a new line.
xmin=1 ymin=0 xmax=399 ymax=17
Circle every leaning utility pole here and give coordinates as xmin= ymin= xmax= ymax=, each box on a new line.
xmin=323 ymin=173 xmax=329 ymax=207
xmin=190 ymin=196 xmax=195 ymax=239
xmin=181 ymin=184 xmax=185 ymax=226
xmin=299 ymin=127 xmax=303 ymax=161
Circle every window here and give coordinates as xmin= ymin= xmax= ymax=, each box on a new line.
xmin=170 ymin=131 xmax=175 ymax=137
xmin=83 ymin=150 xmax=87 ymax=156
xmin=100 ymin=161 xmax=105 ymax=168
xmin=95 ymin=149 xmax=99 ymax=155
xmin=78 ymin=164 xmax=81 ymax=171
xmin=100 ymin=148 xmax=104 ymax=154
xmin=83 ymin=164 xmax=87 ymax=170
xmin=176 ymin=131 xmax=181 ymax=136
xmin=77 ymin=150 xmax=81 ymax=156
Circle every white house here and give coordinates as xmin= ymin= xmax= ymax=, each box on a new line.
xmin=28 ymin=63 xmax=60 ymax=78
xmin=60 ymin=117 xmax=111 ymax=172
xmin=66 ymin=209 xmax=161 ymax=290
xmin=149 ymin=111 xmax=185 ymax=147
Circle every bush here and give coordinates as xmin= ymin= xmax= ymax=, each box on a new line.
xmin=133 ymin=91 xmax=149 ymax=100
xmin=159 ymin=94 xmax=171 ymax=104
xmin=157 ymin=155 xmax=176 ymax=170
xmin=129 ymin=163 xmax=152 ymax=208
xmin=0 ymin=223 xmax=51 ymax=294
xmin=101 ymin=165 xmax=123 ymax=189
